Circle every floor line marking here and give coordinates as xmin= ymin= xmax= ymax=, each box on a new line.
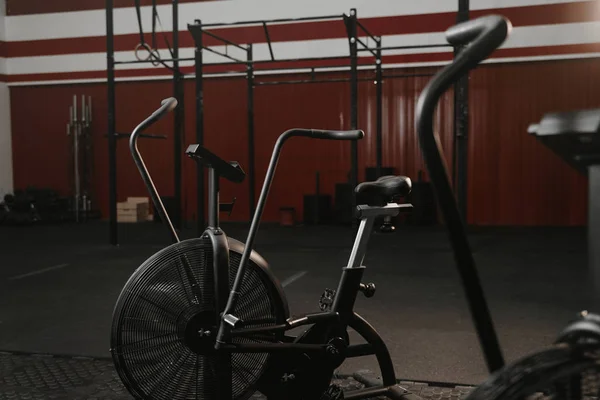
xmin=8 ymin=264 xmax=70 ymax=281
xmin=281 ymin=271 xmax=308 ymax=288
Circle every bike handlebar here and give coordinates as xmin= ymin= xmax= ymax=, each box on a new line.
xmin=129 ymin=97 xmax=180 ymax=243
xmin=308 ymin=129 xmax=364 ymax=141
xmin=130 ymin=97 xmax=178 ymax=148
xmin=414 ymin=15 xmax=511 ymax=374
xmin=445 ymin=15 xmax=512 ymax=70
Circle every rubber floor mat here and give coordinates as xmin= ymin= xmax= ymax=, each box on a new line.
xmin=0 ymin=351 xmax=475 ymax=399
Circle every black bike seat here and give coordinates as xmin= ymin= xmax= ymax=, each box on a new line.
xmin=355 ymin=175 xmax=412 ymax=207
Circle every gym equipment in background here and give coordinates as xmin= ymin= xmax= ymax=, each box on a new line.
xmin=67 ymin=95 xmax=94 ymax=222
xmin=529 ymin=109 xmax=600 ymax=307
xmin=415 ymin=14 xmax=600 ymax=400
xmin=303 ymin=171 xmax=333 ymax=225
xmin=110 ymin=97 xmax=417 ymax=399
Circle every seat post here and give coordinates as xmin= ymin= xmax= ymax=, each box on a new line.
xmin=208 ymin=167 xmax=220 ymax=229
xmin=347 ymin=216 xmax=376 ymax=269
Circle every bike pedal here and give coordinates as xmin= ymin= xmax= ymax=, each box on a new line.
xmin=319 ymin=288 xmax=336 ymax=311
xmin=320 ymin=384 xmax=344 ymax=400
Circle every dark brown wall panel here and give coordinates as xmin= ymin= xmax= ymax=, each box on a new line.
xmin=466 ymin=60 xmax=596 ymax=226
xmin=9 ymin=58 xmax=598 ymax=226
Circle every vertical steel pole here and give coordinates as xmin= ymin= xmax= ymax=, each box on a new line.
xmin=349 ymin=9 xmax=359 ymax=217
xmin=247 ymin=45 xmax=256 ymax=219
xmin=375 ymin=40 xmax=383 ymax=179
xmin=172 ymin=0 xmax=183 ymax=230
xmin=454 ymin=0 xmax=470 ymax=220
xmin=195 ymin=23 xmax=205 ymax=233
xmin=106 ymin=0 xmax=118 ymax=245
xmin=590 ymin=165 xmax=600 ymax=311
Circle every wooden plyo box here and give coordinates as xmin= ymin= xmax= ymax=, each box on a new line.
xmin=117 ymin=197 xmax=150 ymax=223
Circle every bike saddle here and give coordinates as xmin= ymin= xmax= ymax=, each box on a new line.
xmin=355 ymin=175 xmax=412 ymax=206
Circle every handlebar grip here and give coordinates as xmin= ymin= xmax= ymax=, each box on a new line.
xmin=445 ymin=15 xmax=512 ymax=68
xmin=310 ymin=129 xmax=364 ymax=140
xmin=150 ymin=97 xmax=178 ymax=122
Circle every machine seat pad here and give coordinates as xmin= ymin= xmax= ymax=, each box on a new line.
xmin=355 ymin=175 xmax=412 ymax=207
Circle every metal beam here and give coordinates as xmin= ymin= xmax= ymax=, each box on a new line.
xmin=355 ymin=19 xmax=377 ymax=43
xmin=201 ymin=28 xmax=248 ymax=51
xmin=199 ymin=14 xmax=344 ymax=28
xmin=195 ymin=21 xmax=205 ymax=233
xmin=263 ymin=22 xmax=275 ymax=61
xmin=247 ymin=45 xmax=256 ymax=218
xmin=106 ymin=0 xmax=117 ymax=245
xmin=173 ymin=0 xmax=183 ymax=230
xmin=202 ymin=45 xmax=245 ymax=63
xmin=347 ymin=9 xmax=359 ymax=224
xmin=375 ymin=42 xmax=383 ymax=179
xmin=453 ymin=0 xmax=470 ymax=221
xmin=358 ymin=44 xmax=451 ymax=52
xmin=114 ymin=57 xmax=195 ymax=65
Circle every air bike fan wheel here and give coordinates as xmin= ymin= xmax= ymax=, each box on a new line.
xmin=110 ymin=236 xmax=289 ymax=400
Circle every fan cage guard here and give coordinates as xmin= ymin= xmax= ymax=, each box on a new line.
xmin=111 ymin=237 xmax=286 ymax=400
xmin=470 ymin=344 xmax=600 ymax=400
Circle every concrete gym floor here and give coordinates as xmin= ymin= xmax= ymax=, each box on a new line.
xmin=0 ymin=221 xmax=589 ymax=396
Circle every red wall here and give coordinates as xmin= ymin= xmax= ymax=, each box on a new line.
xmin=10 ymin=58 xmax=597 ymax=226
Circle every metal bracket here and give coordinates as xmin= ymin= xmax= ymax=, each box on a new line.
xmin=356 ymin=203 xmax=412 ymax=219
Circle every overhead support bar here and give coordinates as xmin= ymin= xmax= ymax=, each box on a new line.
xmin=355 ymin=19 xmax=378 ymax=43
xmin=202 ymin=46 xmax=245 ymax=63
xmin=255 ymin=78 xmax=354 ymax=86
xmin=200 ymin=14 xmax=345 ymax=28
xmin=382 ymin=73 xmax=437 ymax=79
xmin=200 ymin=28 xmax=248 ymax=51
xmin=262 ymin=22 xmax=275 ymax=61
xmin=114 ymin=57 xmax=195 ymax=65
xmin=355 ymin=37 xmax=377 ymax=57
xmin=358 ymin=44 xmax=452 ymax=52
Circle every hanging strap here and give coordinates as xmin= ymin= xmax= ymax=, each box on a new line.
xmin=152 ymin=2 xmax=175 ymax=59
xmin=134 ymin=0 xmax=145 ymax=47
xmin=134 ymin=0 xmax=154 ymax=62
xmin=151 ymin=0 xmax=157 ymax=50
xmin=132 ymin=0 xmax=180 ymax=72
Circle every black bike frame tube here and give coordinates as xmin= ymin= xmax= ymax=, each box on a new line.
xmin=106 ymin=0 xmax=117 ymax=245
xmin=454 ymin=0 xmax=470 ymax=219
xmin=172 ymin=0 xmax=182 ymax=230
xmin=332 ymin=267 xmax=366 ymax=323
xmin=348 ymin=9 xmax=359 ymax=215
xmin=375 ymin=42 xmax=383 ymax=178
xmin=195 ymin=21 xmax=206 ymax=232
xmin=247 ymin=45 xmax=256 ymax=217
xmin=207 ymin=168 xmax=219 ymax=228
xmin=216 ymin=129 xmax=316 ymax=346
xmin=206 ymin=228 xmax=232 ymax=400
xmin=332 ymin=216 xmax=374 ymax=322
xmin=415 ymin=16 xmax=509 ymax=372
xmin=129 ymin=101 xmax=181 ymax=244
xmin=350 ymin=313 xmax=397 ymax=386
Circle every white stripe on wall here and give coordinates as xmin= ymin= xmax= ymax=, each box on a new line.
xmin=6 ymin=23 xmax=600 ymax=76
xmin=7 ymin=51 xmax=600 ymax=87
xmin=4 ymin=0 xmax=586 ymax=42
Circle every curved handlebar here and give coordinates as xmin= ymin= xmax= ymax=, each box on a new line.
xmin=130 ymin=97 xmax=178 ymax=148
xmin=309 ymin=129 xmax=364 ymax=141
xmin=129 ymin=97 xmax=179 ymax=243
xmin=445 ymin=15 xmax=512 ymax=71
xmin=414 ymin=15 xmax=511 ymax=374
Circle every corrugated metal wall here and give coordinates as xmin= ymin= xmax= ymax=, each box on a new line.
xmin=10 ymin=57 xmax=597 ymax=225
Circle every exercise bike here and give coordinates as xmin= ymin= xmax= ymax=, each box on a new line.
xmin=415 ymin=13 xmax=600 ymax=400
xmin=111 ymin=95 xmax=417 ymax=399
